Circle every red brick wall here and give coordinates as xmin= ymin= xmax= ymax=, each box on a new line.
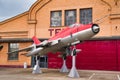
xmin=0 ymin=42 xmax=31 ymax=67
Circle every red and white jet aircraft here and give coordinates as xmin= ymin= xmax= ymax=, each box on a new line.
xmin=8 ymin=23 xmax=100 ymax=57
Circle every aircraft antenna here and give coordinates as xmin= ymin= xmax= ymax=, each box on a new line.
xmin=93 ymin=14 xmax=110 ymax=24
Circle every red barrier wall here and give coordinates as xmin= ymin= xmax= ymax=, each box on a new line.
xmin=76 ymin=40 xmax=117 ymax=70
xmin=48 ymin=40 xmax=119 ymax=71
xmin=117 ymin=40 xmax=120 ymax=70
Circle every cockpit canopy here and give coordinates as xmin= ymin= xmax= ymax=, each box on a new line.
xmin=69 ymin=23 xmax=83 ymax=28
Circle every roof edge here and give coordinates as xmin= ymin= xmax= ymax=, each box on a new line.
xmin=0 ymin=11 xmax=29 ymax=25
xmin=0 ymin=38 xmax=47 ymax=43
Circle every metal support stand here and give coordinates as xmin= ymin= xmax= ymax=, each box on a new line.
xmin=60 ymin=59 xmax=69 ymax=73
xmin=68 ymin=55 xmax=79 ymax=78
xmin=117 ymin=75 xmax=120 ymax=80
xmin=32 ymin=56 xmax=42 ymax=74
xmin=68 ymin=46 xmax=81 ymax=78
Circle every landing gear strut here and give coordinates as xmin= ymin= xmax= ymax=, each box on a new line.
xmin=68 ymin=45 xmax=81 ymax=78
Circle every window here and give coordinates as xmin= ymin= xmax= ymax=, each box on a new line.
xmin=8 ymin=43 xmax=19 ymax=60
xmin=50 ymin=11 xmax=62 ymax=27
xmin=80 ymin=8 xmax=92 ymax=24
xmin=65 ymin=10 xmax=76 ymax=26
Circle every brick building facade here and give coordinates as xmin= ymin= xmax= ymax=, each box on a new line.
xmin=0 ymin=0 xmax=120 ymax=70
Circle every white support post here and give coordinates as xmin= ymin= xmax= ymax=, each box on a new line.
xmin=117 ymin=75 xmax=120 ymax=80
xmin=68 ymin=55 xmax=79 ymax=78
xmin=68 ymin=46 xmax=80 ymax=78
xmin=32 ymin=56 xmax=42 ymax=74
xmin=60 ymin=59 xmax=69 ymax=73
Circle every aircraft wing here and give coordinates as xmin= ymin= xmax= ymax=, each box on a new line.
xmin=7 ymin=45 xmax=33 ymax=54
xmin=36 ymin=40 xmax=51 ymax=47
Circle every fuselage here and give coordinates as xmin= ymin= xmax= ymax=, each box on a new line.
xmin=8 ymin=23 xmax=100 ymax=57
xmin=48 ymin=24 xmax=95 ymax=41
xmin=37 ymin=23 xmax=100 ymax=55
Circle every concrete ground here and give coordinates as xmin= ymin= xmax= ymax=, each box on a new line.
xmin=0 ymin=68 xmax=120 ymax=80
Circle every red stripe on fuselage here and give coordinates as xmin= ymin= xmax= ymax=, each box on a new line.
xmin=48 ymin=24 xmax=92 ymax=42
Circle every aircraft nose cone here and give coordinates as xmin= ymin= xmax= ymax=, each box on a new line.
xmin=92 ymin=24 xmax=100 ymax=33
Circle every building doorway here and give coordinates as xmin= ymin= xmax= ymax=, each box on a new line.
xmin=31 ymin=55 xmax=48 ymax=68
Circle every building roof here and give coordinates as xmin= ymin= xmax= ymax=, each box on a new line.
xmin=0 ymin=38 xmax=47 ymax=43
xmin=0 ymin=11 xmax=28 ymax=25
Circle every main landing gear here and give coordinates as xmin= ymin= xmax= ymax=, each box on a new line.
xmin=60 ymin=45 xmax=81 ymax=78
xmin=68 ymin=46 xmax=81 ymax=78
xmin=32 ymin=45 xmax=81 ymax=78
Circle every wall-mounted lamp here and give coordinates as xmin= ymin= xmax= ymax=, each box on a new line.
xmin=115 ymin=26 xmax=118 ymax=30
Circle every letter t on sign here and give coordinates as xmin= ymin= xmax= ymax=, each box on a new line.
xmin=48 ymin=29 xmax=54 ymax=36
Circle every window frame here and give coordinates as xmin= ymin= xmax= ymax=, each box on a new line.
xmin=65 ymin=9 xmax=77 ymax=26
xmin=8 ymin=43 xmax=19 ymax=60
xmin=80 ymin=8 xmax=92 ymax=24
xmin=50 ymin=10 xmax=62 ymax=27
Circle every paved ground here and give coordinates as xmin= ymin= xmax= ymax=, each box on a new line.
xmin=0 ymin=68 xmax=120 ymax=80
